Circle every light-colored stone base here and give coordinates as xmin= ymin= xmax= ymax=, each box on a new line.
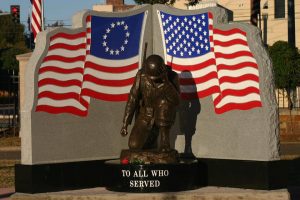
xmin=11 ymin=187 xmax=290 ymax=200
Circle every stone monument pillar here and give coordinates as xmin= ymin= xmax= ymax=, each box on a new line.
xmin=16 ymin=52 xmax=32 ymax=137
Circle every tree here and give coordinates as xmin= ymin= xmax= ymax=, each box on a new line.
xmin=269 ymin=41 xmax=300 ymax=110
xmin=134 ymin=0 xmax=175 ymax=6
xmin=185 ymin=0 xmax=200 ymax=6
xmin=0 ymin=14 xmax=30 ymax=71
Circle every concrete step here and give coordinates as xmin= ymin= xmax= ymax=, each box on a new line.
xmin=11 ymin=187 xmax=290 ymax=200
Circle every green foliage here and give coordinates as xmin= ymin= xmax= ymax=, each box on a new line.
xmin=0 ymin=160 xmax=20 ymax=188
xmin=0 ymin=46 xmax=28 ymax=70
xmin=134 ymin=0 xmax=175 ymax=6
xmin=0 ymin=14 xmax=30 ymax=71
xmin=269 ymin=41 xmax=300 ymax=109
xmin=269 ymin=41 xmax=300 ymax=89
xmin=185 ymin=0 xmax=200 ymax=6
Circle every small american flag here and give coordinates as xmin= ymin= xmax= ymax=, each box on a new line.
xmin=35 ymin=12 xmax=147 ymax=116
xmin=30 ymin=0 xmax=42 ymax=42
xmin=158 ymin=11 xmax=262 ymax=114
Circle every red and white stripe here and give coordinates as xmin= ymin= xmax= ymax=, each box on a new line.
xmin=36 ymin=31 xmax=90 ymax=116
xmin=212 ymin=28 xmax=262 ymax=114
xmin=165 ymin=13 xmax=220 ymax=99
xmin=81 ymin=15 xmax=141 ymax=101
xmin=31 ymin=0 xmax=42 ymax=42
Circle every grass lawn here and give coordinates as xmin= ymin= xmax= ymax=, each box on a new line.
xmin=0 ymin=160 xmax=19 ymax=188
xmin=0 ymin=136 xmax=20 ymax=148
xmin=0 ymin=136 xmax=20 ymax=187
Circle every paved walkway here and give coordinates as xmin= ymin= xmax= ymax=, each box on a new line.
xmin=0 ymin=150 xmax=20 ymax=160
xmin=0 ymin=146 xmax=20 ymax=160
xmin=10 ymin=187 xmax=291 ymax=200
xmin=281 ymin=143 xmax=300 ymax=155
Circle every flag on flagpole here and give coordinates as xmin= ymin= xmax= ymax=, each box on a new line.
xmin=158 ymin=11 xmax=262 ymax=114
xmin=35 ymin=12 xmax=147 ymax=116
xmin=31 ymin=0 xmax=42 ymax=42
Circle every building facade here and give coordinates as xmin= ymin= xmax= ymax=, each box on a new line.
xmin=260 ymin=0 xmax=299 ymax=48
xmin=93 ymin=0 xmax=135 ymax=12
xmin=174 ymin=0 xmax=300 ymax=49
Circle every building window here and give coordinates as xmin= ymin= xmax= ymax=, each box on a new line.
xmin=274 ymin=0 xmax=285 ymax=18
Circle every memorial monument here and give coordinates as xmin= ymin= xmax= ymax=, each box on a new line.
xmin=14 ymin=4 xmax=292 ymax=194
xmin=120 ymin=54 xmax=180 ymax=164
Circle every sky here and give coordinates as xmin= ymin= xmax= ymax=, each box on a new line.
xmin=0 ymin=0 xmax=135 ymax=30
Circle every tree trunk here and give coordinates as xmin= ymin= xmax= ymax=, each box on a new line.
xmin=286 ymin=88 xmax=294 ymax=134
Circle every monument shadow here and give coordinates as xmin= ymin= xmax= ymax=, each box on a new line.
xmin=170 ymin=69 xmax=201 ymax=158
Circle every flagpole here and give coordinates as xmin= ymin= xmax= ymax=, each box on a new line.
xmin=42 ymin=0 xmax=45 ymax=30
xmin=28 ymin=5 xmax=31 ymax=32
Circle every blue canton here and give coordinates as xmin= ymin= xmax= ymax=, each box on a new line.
xmin=90 ymin=13 xmax=144 ymax=60
xmin=159 ymin=11 xmax=210 ymax=58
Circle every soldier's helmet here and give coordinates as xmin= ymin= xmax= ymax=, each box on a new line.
xmin=144 ymin=55 xmax=166 ymax=80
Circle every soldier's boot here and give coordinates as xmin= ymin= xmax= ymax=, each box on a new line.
xmin=183 ymin=135 xmax=195 ymax=158
xmin=159 ymin=126 xmax=171 ymax=152
xmin=184 ymin=134 xmax=193 ymax=154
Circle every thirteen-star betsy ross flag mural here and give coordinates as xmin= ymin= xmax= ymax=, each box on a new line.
xmin=157 ymin=11 xmax=262 ymax=114
xmin=36 ymin=12 xmax=147 ymax=116
xmin=82 ymin=14 xmax=145 ymax=101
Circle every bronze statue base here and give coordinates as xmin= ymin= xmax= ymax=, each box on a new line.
xmin=104 ymin=159 xmax=202 ymax=192
xmin=120 ymin=149 xmax=179 ymax=164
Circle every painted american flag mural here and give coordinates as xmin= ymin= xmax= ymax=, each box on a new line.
xmin=36 ymin=12 xmax=147 ymax=116
xmin=157 ymin=11 xmax=262 ymax=114
xmin=35 ymin=9 xmax=262 ymax=116
xmin=35 ymin=31 xmax=89 ymax=116
xmin=82 ymin=13 xmax=145 ymax=101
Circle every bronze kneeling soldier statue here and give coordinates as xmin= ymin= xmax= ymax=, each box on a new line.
xmin=120 ymin=55 xmax=180 ymax=154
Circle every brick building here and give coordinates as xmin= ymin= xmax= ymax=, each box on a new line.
xmin=174 ymin=0 xmax=300 ymax=48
